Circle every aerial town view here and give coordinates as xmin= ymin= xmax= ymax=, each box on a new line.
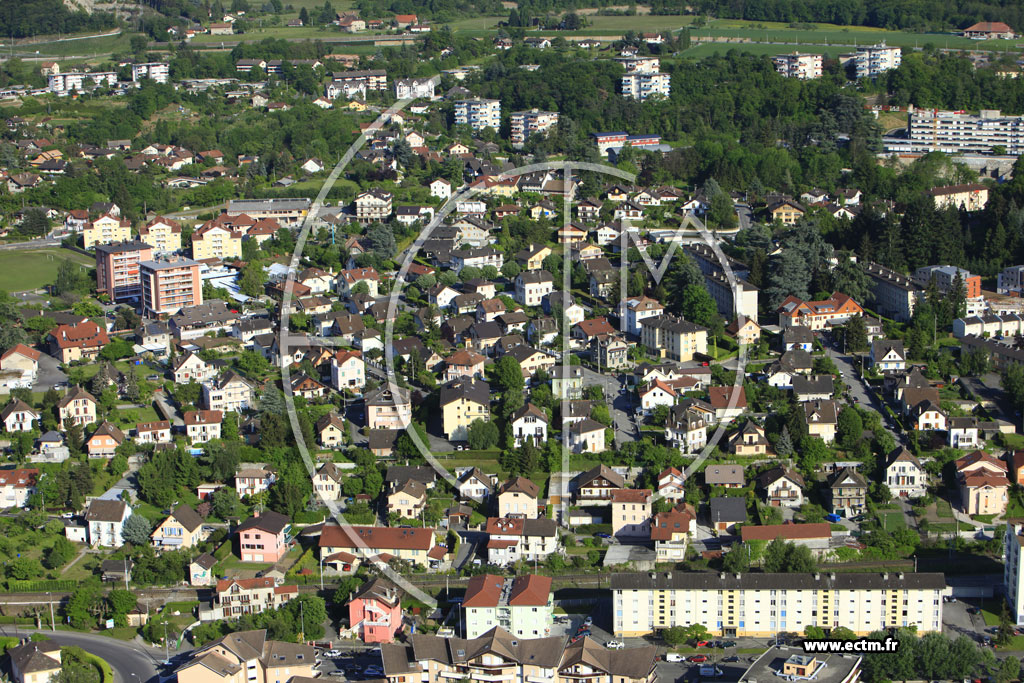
xmin=8 ymin=1 xmax=1024 ymax=682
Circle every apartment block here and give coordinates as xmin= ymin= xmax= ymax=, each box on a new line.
xmin=611 ymin=571 xmax=945 ymax=638
xmin=639 ymin=315 xmax=708 ymax=362
xmin=509 ymin=109 xmax=560 ymax=146
xmin=853 ymin=43 xmax=901 ymax=79
xmin=912 ymin=265 xmax=981 ymax=298
xmin=95 ymin=240 xmax=153 ymax=301
xmin=908 ymin=108 xmax=1024 ymax=155
xmin=131 ymin=62 xmax=169 ymax=83
xmin=463 ymin=574 xmax=553 ymax=639
xmin=455 ymin=99 xmax=501 ymax=131
xmin=138 ymin=216 xmax=182 ymax=252
xmin=999 ymin=265 xmax=1024 ymax=295
xmin=225 ymin=198 xmax=311 ymax=226
xmin=140 ymin=258 xmax=202 ymax=316
xmin=1005 ymin=522 xmax=1024 ymax=625
xmin=83 ymin=214 xmax=132 ymax=249
xmin=621 ymin=71 xmax=671 ymax=100
xmin=773 ymin=52 xmax=823 ymax=79
xmin=48 ymin=71 xmax=116 ymax=94
xmin=207 ymin=577 xmax=297 ymax=620
xmin=862 ymin=262 xmax=921 ymax=322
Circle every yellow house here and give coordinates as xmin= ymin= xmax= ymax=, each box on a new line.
xmin=318 ymin=524 xmax=437 ymax=568
xmin=176 ymin=630 xmax=315 ymax=683
xmin=83 ymin=214 xmax=132 ymax=249
xmin=440 ymin=378 xmax=490 ymax=441
xmin=515 ymin=244 xmax=551 ymax=271
xmin=387 ymin=479 xmax=428 ymax=519
xmin=191 ymin=223 xmax=243 ymax=260
xmin=726 ymin=318 xmax=761 ymax=346
xmin=345 ymin=99 xmax=369 ymax=111
xmin=768 ymin=199 xmax=805 ymax=225
xmin=151 ymin=504 xmax=206 ymax=550
xmin=8 ymin=639 xmax=61 ymax=683
xmin=482 ymin=178 xmax=519 ymax=198
xmin=139 ymin=216 xmax=183 ymax=252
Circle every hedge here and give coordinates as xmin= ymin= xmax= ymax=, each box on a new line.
xmin=5 ymin=579 xmax=77 ymax=593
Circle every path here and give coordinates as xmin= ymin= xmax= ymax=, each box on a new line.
xmin=60 ymin=546 xmax=90 ymax=576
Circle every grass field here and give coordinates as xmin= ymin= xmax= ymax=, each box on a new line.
xmin=189 ymin=25 xmax=390 ymax=45
xmin=10 ymin=31 xmax=132 ymax=59
xmin=0 ymin=248 xmax=92 ymax=293
xmin=878 ymin=510 xmax=906 ymax=530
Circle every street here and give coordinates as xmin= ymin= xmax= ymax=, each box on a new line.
xmin=0 ymin=627 xmax=164 ymax=683
xmin=579 ymin=367 xmax=637 ymax=445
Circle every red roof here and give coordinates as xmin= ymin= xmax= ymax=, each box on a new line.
xmin=463 ymin=574 xmax=505 ymax=607
xmin=184 ymin=410 xmax=222 ymax=425
xmin=964 ymin=21 xmax=1013 ymax=33
xmin=1 ymin=344 xmax=40 ymax=363
xmin=486 ymin=539 xmax=518 ymax=549
xmin=610 ymin=488 xmax=652 ymax=504
xmin=741 ymin=522 xmax=831 ymax=542
xmin=49 ymin=321 xmax=109 ymax=350
xmin=318 ymin=524 xmax=435 ymax=551
xmin=709 ymin=386 xmax=747 ymax=410
xmin=0 ymin=468 xmax=38 ymax=488
xmin=216 ymin=577 xmax=276 ymax=591
xmin=508 ymin=574 xmax=551 ymax=605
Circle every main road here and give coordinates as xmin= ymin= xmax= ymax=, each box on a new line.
xmin=0 ymin=627 xmax=169 ymax=683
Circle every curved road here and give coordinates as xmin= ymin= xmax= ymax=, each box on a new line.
xmin=0 ymin=627 xmax=171 ymax=683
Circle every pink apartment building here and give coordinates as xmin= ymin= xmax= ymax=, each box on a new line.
xmin=347 ymin=577 xmax=404 ymax=643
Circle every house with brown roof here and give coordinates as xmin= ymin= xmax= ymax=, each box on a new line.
xmin=85 ymin=499 xmax=131 ymax=547
xmin=8 ymin=639 xmax=61 ymax=683
xmin=650 ymin=503 xmax=695 ymax=561
xmin=497 ymin=477 xmax=540 ymax=519
xmin=185 ymin=410 xmax=223 ymax=443
xmin=175 ymin=629 xmax=314 ymax=683
xmin=86 ymin=421 xmax=124 ymax=458
xmin=484 ymin=517 xmax=559 ymax=566
xmin=388 ymin=479 xmax=428 ymax=520
xmin=828 ymin=468 xmax=867 ymax=515
xmin=463 ymin=574 xmax=553 ymax=639
xmin=709 ymin=386 xmax=747 ymax=423
xmin=206 ymin=577 xmax=298 ymax=620
xmin=704 ymin=464 xmax=745 ymax=489
xmin=234 ymin=510 xmax=291 ymax=563
xmin=740 ymin=522 xmax=832 ymax=554
xmin=728 ymin=420 xmax=769 ymax=456
xmin=756 ymin=467 xmax=805 ymax=507
xmin=57 ymin=385 xmax=98 ymax=428
xmin=575 ymin=464 xmax=625 ymax=503
xmin=803 ymin=399 xmax=838 ymax=443
xmin=962 ymin=21 xmax=1016 ymax=39
xmin=610 ymin=488 xmax=652 ymax=539
xmin=318 ymin=524 xmax=440 ymax=569
xmin=48 ymin=320 xmax=109 ymax=363
xmin=152 ymin=504 xmax=207 ymax=550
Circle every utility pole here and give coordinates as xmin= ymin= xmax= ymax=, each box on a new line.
xmin=299 ymin=600 xmax=305 ymax=643
xmin=47 ymin=592 xmax=54 ymax=631
xmin=124 ymin=556 xmax=130 ymax=592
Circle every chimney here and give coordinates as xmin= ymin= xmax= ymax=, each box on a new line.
xmin=719 ymin=572 xmax=725 ymax=580
xmin=882 ymin=572 xmax=888 ymax=580
xmin=830 ymin=573 xmax=836 ymax=580
xmin=735 ymin=573 xmax=741 ymax=580
xmin=664 ymin=572 xmax=672 ymax=580
xmin=898 ymin=572 xmax=904 ymax=580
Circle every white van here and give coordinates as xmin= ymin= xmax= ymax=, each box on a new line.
xmin=664 ymin=654 xmax=686 ymax=662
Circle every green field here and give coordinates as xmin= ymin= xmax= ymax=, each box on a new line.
xmin=9 ymin=31 xmax=131 ymax=59
xmin=878 ymin=510 xmax=907 ymax=530
xmin=189 ymin=25 xmax=391 ymax=45
xmin=0 ymin=248 xmax=92 ymax=293
xmin=679 ymin=42 xmax=852 ymax=59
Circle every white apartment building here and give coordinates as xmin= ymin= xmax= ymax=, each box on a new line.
xmin=510 ymin=109 xmax=560 ymax=146
xmin=853 ymin=43 xmax=901 ymax=79
xmin=862 ymin=262 xmax=921 ymax=323
xmin=612 ymin=571 xmax=945 ymax=638
xmin=455 ymin=99 xmax=501 ymax=131
xmin=908 ymin=108 xmax=1024 ymax=155
xmin=394 ymin=77 xmax=436 ymax=99
xmin=621 ymin=72 xmax=671 ymax=100
xmin=463 ymin=574 xmax=554 ymax=639
xmin=1005 ymin=523 xmax=1024 ymax=625
xmin=48 ymin=71 xmax=117 ymax=94
xmin=773 ymin=52 xmax=823 ymax=79
xmin=132 ymin=63 xmax=170 ymax=83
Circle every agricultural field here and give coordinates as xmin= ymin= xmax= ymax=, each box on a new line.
xmin=0 ymin=248 xmax=92 ymax=293
xmin=5 ymin=31 xmax=131 ymax=59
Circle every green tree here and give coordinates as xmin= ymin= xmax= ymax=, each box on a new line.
xmin=997 ymin=600 xmax=1015 ymax=647
xmin=467 ymin=419 xmax=499 ymax=449
xmin=122 ymin=514 xmax=152 ymax=546
xmin=997 ymin=656 xmax=1020 ymax=683
xmin=661 ymin=625 xmax=688 ymax=646
xmin=836 ymin=407 xmax=864 ymax=449
xmin=493 ymin=355 xmax=524 ymax=394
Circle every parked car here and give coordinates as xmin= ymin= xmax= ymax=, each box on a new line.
xmin=723 ymin=656 xmax=740 ymax=663
xmin=595 ymin=532 xmax=612 ymax=539
xmin=664 ymin=654 xmax=686 ymax=663
xmin=324 ymin=650 xmax=343 ymax=658
xmin=698 ymin=665 xmax=723 ymax=678
xmin=689 ymin=655 xmax=708 ymax=663
xmin=721 ymin=641 xmax=737 ymax=648
xmin=695 ymin=641 xmax=710 ymax=647
xmin=605 ymin=641 xmax=623 ymax=650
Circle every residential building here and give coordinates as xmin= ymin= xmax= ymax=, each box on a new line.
xmin=208 ymin=578 xmax=297 ymax=620
xmin=235 ymin=463 xmax=276 ymax=498
xmin=862 ymin=262 xmax=921 ymax=322
xmin=907 ymin=108 xmax=1024 ymax=155
xmin=139 ymin=258 xmax=202 ymax=316
xmin=95 ymin=241 xmax=153 ymax=301
xmin=151 ymin=504 xmax=206 ymax=550
xmin=49 ymin=320 xmax=109 ymax=363
xmin=347 ymin=577 xmax=404 ymax=643
xmin=640 ymin=315 xmax=708 ymax=362
xmin=395 ymin=77 xmax=435 ymax=99
xmin=928 ymin=183 xmax=989 ymax=211
xmin=621 ymin=71 xmax=671 ymax=100
xmin=318 ymin=524 xmax=439 ymax=569
xmin=175 ymin=630 xmax=314 ymax=683
xmin=853 ymin=43 xmax=902 ymax=78
xmin=773 ymin=52 xmax=823 ymax=79
xmin=756 ymin=467 xmax=804 ymax=508
xmin=510 ymin=403 xmax=548 ymax=447
xmin=777 ymin=292 xmax=863 ymax=331
xmin=651 ymin=503 xmax=695 ymax=561
xmin=56 ymin=386 xmax=98 ymax=428
xmin=191 ymin=221 xmax=243 ymax=260
xmin=710 ymin=496 xmax=747 ymax=534
xmin=355 ymin=189 xmax=393 ymax=223
xmin=454 ymin=99 xmax=501 ymax=131
xmin=185 ymin=410 xmax=222 ymax=443
xmin=870 ymin=339 xmax=906 ymax=371
xmin=566 ymin=417 xmax=606 ymax=454
xmin=1 ymin=399 xmax=38 ymax=433
xmin=709 ymin=386 xmax=747 ymax=424
xmin=912 ymin=265 xmax=981 ymax=298
xmin=611 ymin=571 xmax=944 ymax=637
xmin=82 ymin=213 xmax=132 ymax=249
xmin=8 ymin=639 xmax=62 ymax=683
xmin=132 ymin=62 xmax=169 ymax=83
xmin=484 ymin=517 xmax=559 ymax=565
xmin=234 ymin=511 xmax=291 ymax=563
xmin=664 ymin=406 xmax=707 ymax=453
xmin=463 ymin=574 xmax=553 ymax=639
xmin=86 ymin=421 xmax=124 ymax=458
xmin=85 ymin=499 xmax=131 ymax=548
xmin=135 ymin=420 xmax=171 ymax=446
xmin=803 ymin=399 xmax=838 ymax=443
xmin=610 ymin=488 xmax=652 ymax=538
xmin=551 ymin=366 xmax=584 ymax=400
xmin=0 ymin=469 xmax=38 ymax=508
xmin=575 ymin=464 xmax=626 ymax=503
xmin=828 ymin=468 xmax=868 ymax=515
xmin=962 ymin=21 xmax=1016 ymax=39
xmin=515 ymin=270 xmax=555 ymax=306
xmin=656 ymin=467 xmax=687 ymax=503
xmin=885 ymin=448 xmax=927 ymax=499
xmin=729 ymin=421 xmax=769 ymax=456
xmin=202 ymin=372 xmax=255 ymax=413
xmin=174 ymin=352 xmax=213 ymax=384
xmin=330 ymin=349 xmax=365 ymax=390
xmin=365 ymin=386 xmax=412 ymax=430
xmin=138 ymin=216 xmax=182 ymax=252
xmin=497 ymin=476 xmax=540 ymax=519
xmin=949 ymin=416 xmax=981 ymax=449
xmin=388 ymin=479 xmax=428 ymax=520
xmin=225 ymin=198 xmax=311 ymax=225
xmin=705 ymin=464 xmax=745 ymax=489
xmin=440 ymin=378 xmax=490 ymax=441
xmin=1004 ymin=522 xmax=1024 ymax=625
xmin=509 ymin=109 xmax=559 ymax=146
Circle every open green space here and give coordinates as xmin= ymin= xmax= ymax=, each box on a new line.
xmin=0 ymin=248 xmax=92 ymax=293
xmin=189 ymin=26 xmax=389 ymax=45
xmin=13 ymin=32 xmax=132 ymax=59
xmin=878 ymin=510 xmax=906 ymax=530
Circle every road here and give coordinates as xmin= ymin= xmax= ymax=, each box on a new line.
xmin=0 ymin=627 xmax=166 ymax=683
xmin=0 ymin=237 xmax=61 ymax=251
xmin=828 ymin=347 xmax=902 ymax=443
xmin=153 ymin=390 xmax=184 ymax=428
xmin=579 ymin=367 xmax=636 ymax=445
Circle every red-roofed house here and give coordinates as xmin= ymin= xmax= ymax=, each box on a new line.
xmin=0 ymin=344 xmax=40 ymax=376
xmin=463 ymin=574 xmax=553 ymax=638
xmin=708 ymin=386 xmax=747 ymax=423
xmin=210 ymin=577 xmax=297 ymax=619
xmin=962 ymin=21 xmax=1015 ymax=39
xmin=394 ymin=14 xmax=417 ymax=27
xmin=48 ymin=321 xmax=110 ymax=363
xmin=650 ymin=503 xmax=695 ymax=561
xmin=776 ymin=292 xmax=863 ymax=331
xmin=319 ymin=524 xmax=438 ymax=569
xmin=0 ymin=468 xmax=38 ymax=508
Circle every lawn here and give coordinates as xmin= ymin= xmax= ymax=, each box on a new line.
xmin=680 ymin=42 xmax=853 ymax=60
xmin=189 ymin=25 xmax=385 ymax=45
xmin=878 ymin=510 xmax=906 ymax=530
xmin=0 ymin=248 xmax=93 ymax=292
xmin=12 ymin=31 xmax=131 ymax=59
xmin=934 ymin=499 xmax=954 ymax=519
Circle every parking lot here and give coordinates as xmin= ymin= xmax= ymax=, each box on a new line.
xmin=316 ymin=650 xmax=384 ymax=681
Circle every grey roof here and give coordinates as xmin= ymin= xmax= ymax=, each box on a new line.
xmin=830 ymin=467 xmax=868 ymax=490
xmin=85 ymin=499 xmax=128 ymax=523
xmin=792 ymin=374 xmax=834 ymax=395
xmin=709 ymin=496 xmax=747 ymax=523
xmin=8 ymin=640 xmax=61 ymax=674
xmin=192 ymin=552 xmax=217 ymax=569
xmin=226 ymin=198 xmax=311 ymax=212
xmin=577 ymin=464 xmax=624 ymax=489
xmin=170 ymin=504 xmax=204 ymax=532
xmin=386 ymin=466 xmax=436 ymax=486
xmin=235 ymin=510 xmax=290 ymax=535
xmin=440 ymin=378 xmax=490 ymax=407
xmin=783 ymin=325 xmax=814 ymax=344
xmin=611 ymin=570 xmax=946 ymax=591
xmin=740 ymin=646 xmax=863 ymax=683
xmin=704 ymin=465 xmax=745 ymax=486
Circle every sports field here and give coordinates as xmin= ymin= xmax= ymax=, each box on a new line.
xmin=0 ymin=248 xmax=92 ymax=293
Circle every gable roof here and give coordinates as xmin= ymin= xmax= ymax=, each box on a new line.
xmin=498 ymin=476 xmax=539 ymax=498
xmin=235 ymin=510 xmax=290 ymax=535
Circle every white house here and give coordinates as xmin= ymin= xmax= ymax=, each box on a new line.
xmin=430 ymin=178 xmax=452 ymax=200
xmin=331 ymin=349 xmax=366 ymax=390
xmin=510 ymin=403 xmax=548 ymax=447
xmin=885 ymin=447 xmax=927 ymax=499
xmin=871 ymin=340 xmax=906 ymax=372
xmin=85 ymin=499 xmax=131 ymax=548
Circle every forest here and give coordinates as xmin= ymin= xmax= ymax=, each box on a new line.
xmin=0 ymin=0 xmax=117 ymax=38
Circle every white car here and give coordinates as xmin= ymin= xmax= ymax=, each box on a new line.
xmin=605 ymin=641 xmax=624 ymax=650
xmin=664 ymin=653 xmax=686 ymax=663
xmin=324 ymin=650 xmax=343 ymax=658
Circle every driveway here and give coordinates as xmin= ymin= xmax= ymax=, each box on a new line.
xmin=829 ymin=349 xmax=901 ymax=442
xmin=579 ymin=367 xmax=636 ymax=445
xmin=35 ymin=352 xmax=67 ymax=390
xmin=153 ymin=390 xmax=184 ymax=427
